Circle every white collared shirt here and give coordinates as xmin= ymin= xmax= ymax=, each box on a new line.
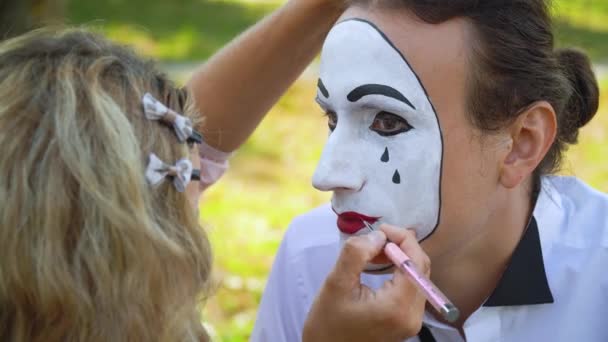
xmin=251 ymin=176 xmax=608 ymax=341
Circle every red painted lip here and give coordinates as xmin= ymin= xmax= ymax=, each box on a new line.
xmin=333 ymin=209 xmax=381 ymax=235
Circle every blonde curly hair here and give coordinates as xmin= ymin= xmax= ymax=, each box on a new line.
xmin=0 ymin=28 xmax=212 ymax=341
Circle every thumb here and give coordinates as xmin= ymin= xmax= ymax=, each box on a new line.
xmin=328 ymin=231 xmax=387 ymax=290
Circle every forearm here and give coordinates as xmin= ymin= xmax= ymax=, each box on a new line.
xmin=187 ymin=0 xmax=343 ymax=152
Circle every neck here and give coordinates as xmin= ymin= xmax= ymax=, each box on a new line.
xmin=428 ymin=180 xmax=535 ymax=327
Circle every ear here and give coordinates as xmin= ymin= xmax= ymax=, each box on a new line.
xmin=500 ymin=101 xmax=557 ymax=189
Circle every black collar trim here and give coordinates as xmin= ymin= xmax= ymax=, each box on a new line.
xmin=483 ymin=216 xmax=554 ymax=306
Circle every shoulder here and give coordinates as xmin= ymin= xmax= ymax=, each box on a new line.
xmin=527 ymin=177 xmax=608 ymax=324
xmin=251 ymin=204 xmax=341 ymax=342
xmin=272 ymin=204 xmax=341 ymax=301
xmin=282 ymin=203 xmax=341 ymax=258
xmin=542 ymin=176 xmax=608 ymax=248
xmin=548 ymin=175 xmax=608 ymax=207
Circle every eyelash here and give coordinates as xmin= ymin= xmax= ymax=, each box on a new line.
xmin=323 ymin=110 xmax=414 ymax=136
xmin=370 ymin=111 xmax=414 ymax=136
xmin=324 ymin=111 xmax=337 ymax=132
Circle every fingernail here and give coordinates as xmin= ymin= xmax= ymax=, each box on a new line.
xmin=407 ymin=229 xmax=418 ymax=239
xmin=367 ymin=231 xmax=386 ymax=246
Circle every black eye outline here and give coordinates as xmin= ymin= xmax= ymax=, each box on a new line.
xmin=370 ymin=111 xmax=413 ymax=136
xmin=324 ymin=111 xmax=338 ymax=132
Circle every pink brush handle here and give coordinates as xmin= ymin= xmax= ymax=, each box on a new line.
xmin=384 ymin=242 xmax=460 ymax=323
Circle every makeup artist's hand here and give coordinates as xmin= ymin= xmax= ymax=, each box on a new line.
xmin=303 ymin=224 xmax=430 ymax=342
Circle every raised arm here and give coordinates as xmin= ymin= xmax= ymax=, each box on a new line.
xmin=187 ymin=0 xmax=343 ymax=152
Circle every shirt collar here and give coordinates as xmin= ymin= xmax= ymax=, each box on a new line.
xmin=483 ymin=215 xmax=554 ymax=306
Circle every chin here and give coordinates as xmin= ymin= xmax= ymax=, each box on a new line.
xmin=363 ymin=263 xmax=395 ymax=275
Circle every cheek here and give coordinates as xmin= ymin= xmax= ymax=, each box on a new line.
xmin=373 ymin=129 xmax=441 ymax=233
xmin=440 ymin=127 xmax=498 ymax=222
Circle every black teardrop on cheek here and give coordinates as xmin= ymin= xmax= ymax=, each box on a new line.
xmin=392 ymin=170 xmax=401 ymax=184
xmin=381 ymin=147 xmax=389 ymax=162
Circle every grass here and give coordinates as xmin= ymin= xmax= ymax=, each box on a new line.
xmin=63 ymin=0 xmax=608 ymax=340
xmin=66 ymin=0 xmax=608 ymax=63
xmin=563 ymin=78 xmax=608 ymax=190
xmin=553 ymin=1 xmax=608 ymax=62
xmin=66 ymin=0 xmax=279 ymax=62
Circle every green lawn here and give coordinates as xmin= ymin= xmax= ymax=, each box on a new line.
xmin=67 ymin=0 xmax=279 ymax=62
xmin=65 ymin=0 xmax=608 ymax=340
xmin=564 ymin=78 xmax=608 ymax=190
xmin=66 ymin=0 xmax=608 ymax=63
xmin=553 ymin=0 xmax=608 ymax=62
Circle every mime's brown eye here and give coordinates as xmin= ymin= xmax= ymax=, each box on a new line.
xmin=370 ymin=111 xmax=413 ymax=136
xmin=325 ymin=111 xmax=337 ymax=132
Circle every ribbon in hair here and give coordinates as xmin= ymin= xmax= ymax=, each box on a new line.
xmin=142 ymin=93 xmax=203 ymax=144
xmin=145 ymin=153 xmax=194 ymax=193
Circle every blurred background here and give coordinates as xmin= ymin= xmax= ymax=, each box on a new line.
xmin=2 ymin=0 xmax=606 ymax=340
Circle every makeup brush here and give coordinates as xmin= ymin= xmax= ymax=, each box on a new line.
xmin=363 ymin=221 xmax=460 ymax=323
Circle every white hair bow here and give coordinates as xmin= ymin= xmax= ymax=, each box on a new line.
xmin=145 ymin=153 xmax=193 ymax=193
xmin=142 ymin=93 xmax=202 ymax=143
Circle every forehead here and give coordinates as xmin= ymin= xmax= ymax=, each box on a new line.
xmin=326 ymin=6 xmax=470 ymax=115
xmin=319 ymin=19 xmax=424 ymax=101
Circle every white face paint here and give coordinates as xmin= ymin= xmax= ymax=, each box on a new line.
xmin=312 ymin=19 xmax=443 ymax=271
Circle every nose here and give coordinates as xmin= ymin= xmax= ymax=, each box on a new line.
xmin=312 ymin=132 xmax=365 ymax=192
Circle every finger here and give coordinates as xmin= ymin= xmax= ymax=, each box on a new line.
xmin=367 ymin=224 xmax=412 ymax=265
xmin=398 ymin=233 xmax=431 ymax=278
xmin=379 ymin=224 xmax=429 ymax=277
xmin=379 ymin=273 xmax=427 ymax=337
xmin=369 ymin=252 xmax=391 ymax=265
xmin=374 ymin=264 xmax=427 ymax=338
xmin=327 ymin=230 xmax=387 ymax=290
xmin=379 ymin=224 xmax=431 ymax=299
xmin=374 ymin=225 xmax=431 ymax=336
xmin=376 ymin=244 xmax=428 ymax=336
xmin=379 ymin=223 xmax=418 ymax=244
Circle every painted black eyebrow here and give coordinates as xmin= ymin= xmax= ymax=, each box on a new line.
xmin=317 ymin=78 xmax=329 ymax=98
xmin=347 ymin=84 xmax=416 ymax=110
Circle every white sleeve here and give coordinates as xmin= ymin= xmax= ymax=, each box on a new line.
xmin=250 ymin=232 xmax=309 ymax=342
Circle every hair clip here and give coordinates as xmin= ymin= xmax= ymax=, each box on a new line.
xmin=145 ymin=153 xmax=200 ymax=192
xmin=142 ymin=93 xmax=203 ymax=144
xmin=191 ymin=169 xmax=200 ymax=182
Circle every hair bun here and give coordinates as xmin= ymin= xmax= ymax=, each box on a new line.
xmin=556 ymin=48 xmax=600 ymax=142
